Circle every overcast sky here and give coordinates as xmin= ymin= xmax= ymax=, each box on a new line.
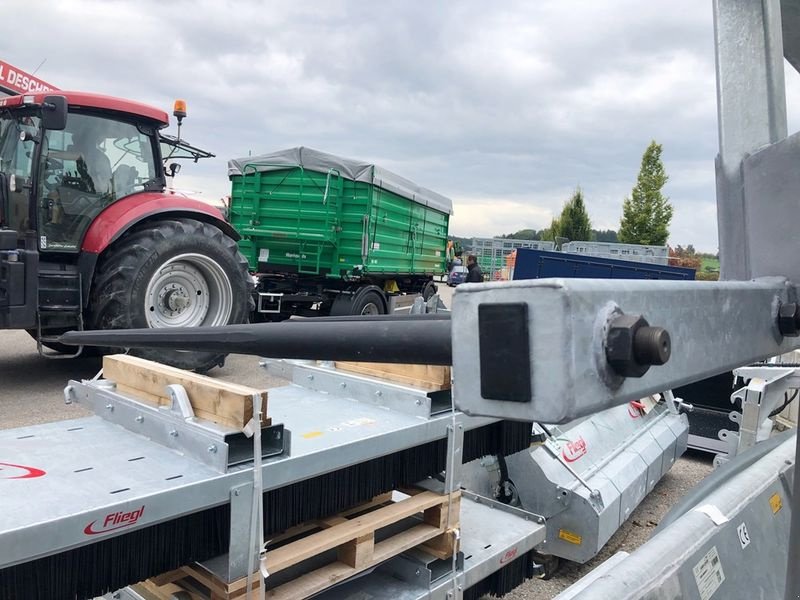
xmin=6 ymin=1 xmax=800 ymax=252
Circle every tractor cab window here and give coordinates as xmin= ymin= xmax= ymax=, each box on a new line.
xmin=38 ymin=113 xmax=159 ymax=251
xmin=0 ymin=113 xmax=39 ymax=233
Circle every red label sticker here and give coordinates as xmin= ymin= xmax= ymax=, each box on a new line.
xmin=562 ymin=437 xmax=587 ymax=462
xmin=499 ymin=547 xmax=519 ymax=564
xmin=84 ymin=506 xmax=145 ymax=535
xmin=0 ymin=462 xmax=46 ymax=479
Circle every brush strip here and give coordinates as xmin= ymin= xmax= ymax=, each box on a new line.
xmin=462 ymin=548 xmax=537 ymax=599
xmin=0 ymin=420 xmax=530 ymax=600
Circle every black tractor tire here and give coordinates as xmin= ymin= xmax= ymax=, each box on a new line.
xmin=87 ymin=218 xmax=252 ymax=372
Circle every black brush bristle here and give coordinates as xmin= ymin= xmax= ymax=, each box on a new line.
xmin=463 ymin=548 xmax=537 ymax=599
xmin=0 ymin=505 xmax=230 ymax=600
xmin=0 ymin=420 xmax=529 ymax=600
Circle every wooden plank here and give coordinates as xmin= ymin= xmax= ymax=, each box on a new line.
xmin=103 ymin=354 xmax=269 ymax=429
xmin=334 ymin=361 xmax=451 ymax=390
xmin=265 ymin=490 xmax=450 ymax=574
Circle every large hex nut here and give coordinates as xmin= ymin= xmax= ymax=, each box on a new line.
xmin=778 ymin=302 xmax=800 ymax=337
xmin=605 ymin=314 xmax=671 ymax=378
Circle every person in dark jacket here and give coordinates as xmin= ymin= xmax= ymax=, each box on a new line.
xmin=465 ymin=254 xmax=483 ymax=283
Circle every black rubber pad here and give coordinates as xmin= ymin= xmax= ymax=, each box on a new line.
xmin=478 ymin=303 xmax=532 ymax=403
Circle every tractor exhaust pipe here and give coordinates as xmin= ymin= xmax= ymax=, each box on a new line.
xmin=58 ymin=315 xmax=453 ymax=366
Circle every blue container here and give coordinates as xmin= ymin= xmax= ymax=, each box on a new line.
xmin=512 ymin=249 xmax=695 ymax=281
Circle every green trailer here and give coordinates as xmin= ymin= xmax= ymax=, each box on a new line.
xmin=228 ymin=147 xmax=453 ymax=317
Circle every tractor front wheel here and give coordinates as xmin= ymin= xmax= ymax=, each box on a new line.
xmin=87 ymin=219 xmax=251 ymax=372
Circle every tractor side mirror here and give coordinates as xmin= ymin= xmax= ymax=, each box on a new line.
xmin=41 ymin=95 xmax=67 ymax=131
xmin=168 ymin=163 xmax=181 ymax=177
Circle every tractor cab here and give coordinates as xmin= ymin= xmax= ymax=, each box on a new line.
xmin=0 ymin=93 xmax=246 ymax=371
xmin=0 ymin=94 xmax=166 ymax=252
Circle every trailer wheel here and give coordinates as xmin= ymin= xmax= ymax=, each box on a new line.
xmin=421 ymin=280 xmax=437 ymax=301
xmin=87 ymin=218 xmax=251 ymax=372
xmin=352 ymin=290 xmax=386 ymax=315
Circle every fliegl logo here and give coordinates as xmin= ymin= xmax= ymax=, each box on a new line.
xmin=84 ymin=506 xmax=145 ymax=535
xmin=562 ymin=437 xmax=588 ymax=462
xmin=0 ymin=462 xmax=46 ymax=479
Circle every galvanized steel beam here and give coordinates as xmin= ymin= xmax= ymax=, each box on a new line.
xmin=714 ymin=0 xmax=787 ymax=280
xmin=451 ymin=277 xmax=800 ymax=423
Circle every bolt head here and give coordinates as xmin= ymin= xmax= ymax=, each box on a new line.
xmin=605 ymin=314 xmax=667 ymax=377
xmin=135 ymin=415 xmax=144 ymax=423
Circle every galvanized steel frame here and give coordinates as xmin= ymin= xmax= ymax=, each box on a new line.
xmin=0 ymin=376 xmax=495 ymax=574
xmin=452 ymin=276 xmax=800 ymax=423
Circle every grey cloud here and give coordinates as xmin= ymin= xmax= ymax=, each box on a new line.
xmin=2 ymin=0 xmax=745 ymax=252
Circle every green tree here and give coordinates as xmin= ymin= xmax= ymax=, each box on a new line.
xmin=593 ymin=229 xmax=619 ymax=243
xmin=556 ymin=187 xmax=592 ymax=241
xmin=540 ymin=217 xmax=561 ymax=242
xmin=502 ymin=229 xmax=538 ymax=240
xmin=618 ymin=141 xmax=673 ymax=245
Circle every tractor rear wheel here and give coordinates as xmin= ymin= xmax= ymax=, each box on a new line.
xmin=87 ymin=218 xmax=251 ymax=372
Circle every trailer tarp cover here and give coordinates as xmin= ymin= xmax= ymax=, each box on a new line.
xmin=228 ymin=146 xmax=454 ymax=215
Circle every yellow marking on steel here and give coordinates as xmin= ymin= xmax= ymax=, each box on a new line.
xmin=558 ymin=529 xmax=583 ymax=545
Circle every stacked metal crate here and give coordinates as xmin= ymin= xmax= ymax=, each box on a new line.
xmin=563 ymin=241 xmax=669 ymax=265
xmin=468 ymin=238 xmax=555 ymax=280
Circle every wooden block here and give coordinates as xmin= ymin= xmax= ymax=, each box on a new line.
xmin=338 ymin=532 xmax=375 ymax=568
xmin=422 ymin=528 xmax=460 ymax=559
xmin=103 ymin=354 xmax=269 ymax=429
xmin=423 ymin=493 xmax=461 ymax=529
xmin=334 ymin=362 xmax=451 ymax=390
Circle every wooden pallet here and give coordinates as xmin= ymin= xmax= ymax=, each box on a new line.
xmin=103 ymin=354 xmax=270 ymax=429
xmin=334 ymin=361 xmax=452 ymax=391
xmin=139 ymin=489 xmax=460 ymax=600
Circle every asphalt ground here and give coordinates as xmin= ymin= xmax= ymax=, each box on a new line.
xmin=0 ymin=283 xmax=714 ymax=598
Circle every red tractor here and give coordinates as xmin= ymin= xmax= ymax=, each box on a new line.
xmin=0 ymin=92 xmax=251 ymax=370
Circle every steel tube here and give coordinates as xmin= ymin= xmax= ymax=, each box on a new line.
xmin=59 ymin=318 xmax=453 ymax=365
